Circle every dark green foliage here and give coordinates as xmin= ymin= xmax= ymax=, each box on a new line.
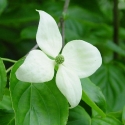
xmin=0 ymin=58 xmax=7 ymax=100
xmin=0 ymin=0 xmax=125 ymax=124
xmin=9 ymin=59 xmax=68 ymax=125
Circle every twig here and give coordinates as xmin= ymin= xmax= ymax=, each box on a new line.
xmin=30 ymin=44 xmax=39 ymax=51
xmin=63 ymin=0 xmax=70 ymax=14
xmin=25 ymin=44 xmax=39 ymax=56
xmin=60 ymin=0 xmax=70 ymax=48
xmin=113 ymin=0 xmax=119 ymax=59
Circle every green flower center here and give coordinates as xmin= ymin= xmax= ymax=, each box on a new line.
xmin=55 ymin=54 xmax=64 ymax=64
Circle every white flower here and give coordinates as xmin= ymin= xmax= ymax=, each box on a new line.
xmin=16 ymin=10 xmax=102 ymax=108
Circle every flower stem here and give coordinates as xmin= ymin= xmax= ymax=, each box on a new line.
xmin=6 ymin=65 xmax=13 ymax=73
xmin=1 ymin=58 xmax=17 ymax=63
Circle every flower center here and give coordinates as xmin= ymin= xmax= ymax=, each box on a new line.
xmin=55 ymin=54 xmax=64 ymax=64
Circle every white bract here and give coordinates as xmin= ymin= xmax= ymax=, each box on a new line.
xmin=16 ymin=10 xmax=102 ymax=108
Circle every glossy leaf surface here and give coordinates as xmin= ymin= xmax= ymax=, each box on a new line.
xmin=67 ymin=106 xmax=91 ymax=125
xmin=81 ymin=78 xmax=106 ymax=117
xmin=10 ymin=59 xmax=68 ymax=125
xmin=0 ymin=58 xmax=7 ymax=100
xmin=90 ymin=64 xmax=125 ymax=112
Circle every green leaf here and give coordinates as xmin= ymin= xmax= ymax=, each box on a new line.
xmin=0 ymin=0 xmax=7 ymax=15
xmin=20 ymin=26 xmax=37 ymax=39
xmin=90 ymin=64 xmax=125 ymax=112
xmin=65 ymin=28 xmax=81 ymax=42
xmin=67 ymin=106 xmax=91 ymax=125
xmin=0 ymin=109 xmax=15 ymax=125
xmin=0 ymin=58 xmax=7 ymax=100
xmin=105 ymin=41 xmax=125 ymax=57
xmin=122 ymin=106 xmax=125 ymax=124
xmin=91 ymin=115 xmax=122 ymax=125
xmin=81 ymin=78 xmax=106 ymax=112
xmin=10 ymin=59 xmax=68 ymax=125
xmin=73 ymin=0 xmax=102 ymax=14
xmin=98 ymin=0 xmax=113 ymax=22
xmin=0 ymin=95 xmax=12 ymax=110
xmin=81 ymin=78 xmax=106 ymax=117
xmin=65 ymin=6 xmax=112 ymax=46
xmin=108 ymin=111 xmax=122 ymax=121
xmin=0 ymin=3 xmax=39 ymax=26
xmin=68 ymin=6 xmax=103 ymax=23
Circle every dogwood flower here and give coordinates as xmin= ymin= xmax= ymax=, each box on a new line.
xmin=16 ymin=10 xmax=102 ymax=108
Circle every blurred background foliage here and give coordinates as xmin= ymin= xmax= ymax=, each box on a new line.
xmin=0 ymin=0 xmax=125 ymax=113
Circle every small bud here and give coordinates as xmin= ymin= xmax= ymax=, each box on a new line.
xmin=55 ymin=54 xmax=64 ymax=64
